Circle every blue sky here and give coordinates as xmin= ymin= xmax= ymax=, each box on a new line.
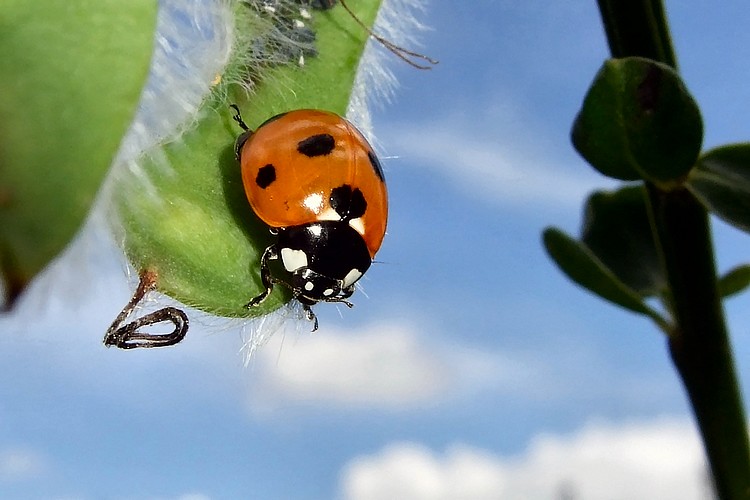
xmin=2 ymin=0 xmax=750 ymax=498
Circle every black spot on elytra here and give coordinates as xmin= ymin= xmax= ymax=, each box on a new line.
xmin=330 ymin=185 xmax=367 ymax=221
xmin=297 ymin=134 xmax=335 ymax=157
xmin=256 ymin=164 xmax=276 ymax=189
xmin=367 ymin=150 xmax=385 ymax=182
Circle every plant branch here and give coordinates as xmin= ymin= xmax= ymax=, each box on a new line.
xmin=648 ymin=185 xmax=750 ymax=499
xmin=596 ymin=0 xmax=676 ymax=68
xmin=596 ymin=0 xmax=750 ymax=497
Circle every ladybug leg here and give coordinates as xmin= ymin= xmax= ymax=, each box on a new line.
xmin=319 ymin=285 xmax=355 ymax=308
xmin=104 ymin=269 xmax=189 ymax=349
xmin=301 ymin=303 xmax=319 ymax=332
xmin=245 ymin=244 xmax=278 ymax=308
xmin=325 ymin=297 xmax=354 ymax=308
xmin=339 ymin=285 xmax=355 ymax=302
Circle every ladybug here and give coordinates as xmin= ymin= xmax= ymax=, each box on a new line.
xmin=231 ymin=105 xmax=388 ymax=330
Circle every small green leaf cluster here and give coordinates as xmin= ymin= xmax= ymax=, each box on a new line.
xmin=544 ymin=57 xmax=750 ymax=333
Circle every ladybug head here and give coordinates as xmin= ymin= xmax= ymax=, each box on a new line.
xmin=291 ymin=268 xmax=346 ymax=303
xmin=276 ymin=221 xmax=371 ymax=304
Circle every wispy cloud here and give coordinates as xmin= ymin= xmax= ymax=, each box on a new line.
xmin=243 ymin=316 xmax=681 ymax=417
xmin=175 ymin=495 xmax=213 ymax=500
xmin=339 ymin=417 xmax=709 ymax=500
xmin=379 ymin=104 xmax=620 ymax=211
xmin=114 ymin=493 xmax=213 ymax=500
xmin=0 ymin=446 xmax=47 ymax=481
xmin=247 ymin=323 xmax=456 ymax=411
xmin=245 ymin=322 xmax=529 ymax=413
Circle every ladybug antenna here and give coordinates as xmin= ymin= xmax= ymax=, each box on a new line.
xmin=338 ymin=0 xmax=438 ymax=70
xmin=230 ymin=104 xmax=250 ymax=131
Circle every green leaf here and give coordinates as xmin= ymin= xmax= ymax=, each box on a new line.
xmin=581 ymin=185 xmax=664 ymax=296
xmin=0 ymin=0 xmax=157 ymax=306
xmin=543 ymin=227 xmax=667 ymax=329
xmin=572 ymin=57 xmax=703 ymax=186
xmin=688 ymin=143 xmax=750 ymax=234
xmin=114 ymin=0 xmax=384 ymax=317
xmin=718 ymin=264 xmax=750 ymax=299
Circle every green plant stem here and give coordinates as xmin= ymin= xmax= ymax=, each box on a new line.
xmin=596 ymin=0 xmax=750 ymax=497
xmin=596 ymin=0 xmax=676 ymax=67
xmin=648 ymin=186 xmax=750 ymax=499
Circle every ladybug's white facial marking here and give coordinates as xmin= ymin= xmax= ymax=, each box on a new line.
xmin=281 ymin=248 xmax=308 ymax=272
xmin=343 ymin=268 xmax=363 ymax=288
xmin=307 ymin=224 xmax=323 ymax=237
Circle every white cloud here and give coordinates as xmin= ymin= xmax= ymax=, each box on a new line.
xmin=0 ymin=447 xmax=47 ymax=481
xmin=176 ymin=494 xmax=213 ymax=500
xmin=381 ymin=120 xmax=617 ymax=210
xmin=246 ymin=322 xmax=528 ymax=412
xmin=244 ymin=319 xmax=681 ymax=416
xmin=339 ymin=417 xmax=710 ymax=500
xmin=248 ymin=324 xmax=453 ymax=410
xmin=341 ymin=442 xmax=506 ymax=500
xmin=114 ymin=493 xmax=213 ymax=500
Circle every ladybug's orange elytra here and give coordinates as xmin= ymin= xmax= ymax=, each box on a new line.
xmin=238 ymin=110 xmax=387 ymax=257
